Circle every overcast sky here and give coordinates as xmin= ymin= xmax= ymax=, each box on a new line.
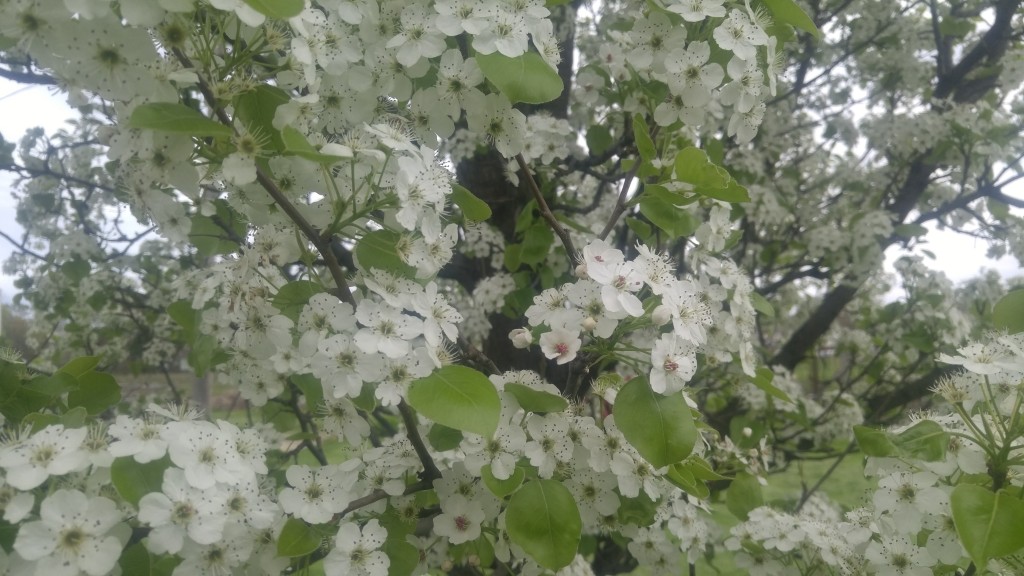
xmin=0 ymin=79 xmax=1020 ymax=306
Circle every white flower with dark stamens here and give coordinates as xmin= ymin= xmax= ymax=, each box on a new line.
xmin=0 ymin=425 xmax=88 ymax=490
xmin=433 ymin=494 xmax=485 ymax=545
xmin=14 ymin=489 xmax=123 ymax=576
xmin=323 ymin=520 xmax=389 ymax=576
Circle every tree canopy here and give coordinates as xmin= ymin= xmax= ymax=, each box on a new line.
xmin=1 ymin=0 xmax=1024 ymax=574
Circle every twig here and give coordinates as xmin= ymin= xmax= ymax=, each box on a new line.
xmin=398 ymin=401 xmax=441 ymax=481
xmin=515 ymin=153 xmax=579 ymax=267
xmin=171 ymin=48 xmax=355 ymax=306
xmin=598 ymin=160 xmax=640 ymax=241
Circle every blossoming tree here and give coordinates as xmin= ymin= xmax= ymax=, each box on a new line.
xmin=1 ymin=0 xmax=1024 ymax=574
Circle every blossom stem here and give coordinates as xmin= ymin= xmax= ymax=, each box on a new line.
xmin=515 ymin=153 xmax=579 ymax=267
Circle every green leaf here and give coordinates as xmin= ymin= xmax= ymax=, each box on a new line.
xmin=894 ymin=223 xmax=928 ymax=238
xmin=476 ymin=51 xmax=563 ymax=105
xmin=762 ymin=0 xmax=822 ymax=39
xmin=586 ymin=125 xmax=613 ymax=156
xmin=853 ymin=425 xmax=897 ymax=457
xmin=234 ymin=85 xmax=290 ymax=152
xmin=451 ymin=183 xmax=491 ymax=222
xmin=427 ymin=423 xmax=464 ymax=451
xmin=750 ymin=292 xmax=775 ymax=318
xmin=505 ymin=479 xmax=582 ymax=570
xmin=129 ymin=103 xmax=232 ymax=138
xmin=639 ymin=194 xmax=697 ymax=240
xmin=385 ymin=536 xmax=420 ymax=576
xmin=354 ymin=230 xmax=416 ymax=276
xmin=61 ymin=258 xmax=90 ymax=283
xmin=951 ymin=485 xmax=1024 ymax=566
xmin=892 ymin=419 xmax=948 ymax=462
xmin=751 ymin=367 xmax=793 ymax=404
xmin=188 ymin=334 xmax=229 ymax=377
xmin=519 ymin=223 xmax=554 ymax=266
xmin=504 ymin=383 xmax=568 ymax=413
xmin=111 ymin=456 xmax=171 ymax=506
xmin=481 ymin=464 xmax=525 ymax=498
xmin=277 ymin=518 xmax=321 ymax=557
xmin=613 ymin=376 xmax=697 ymax=468
xmin=726 ymin=472 xmax=764 ymax=520
xmin=118 ymin=543 xmax=179 ymax=576
xmin=273 ymin=280 xmax=326 ymax=320
xmin=167 ymin=300 xmax=199 ymax=341
xmin=240 ymin=0 xmax=303 ymax=19
xmin=281 ymin=126 xmax=347 ymax=164
xmin=189 ymin=201 xmax=246 ymax=257
xmin=992 ymin=290 xmax=1024 ymax=334
xmin=407 ymin=366 xmax=501 ymax=438
xmin=67 ymin=371 xmax=120 ymax=415
xmin=665 ymin=463 xmax=710 ymax=499
xmin=632 ymin=114 xmax=656 ymax=162
xmin=291 ymin=373 xmax=324 ymax=410
xmin=673 ymin=147 xmax=750 ymax=203
xmin=57 ymin=356 xmax=99 ymax=379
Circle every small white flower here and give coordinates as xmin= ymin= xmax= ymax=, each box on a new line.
xmin=323 ymin=520 xmax=389 ymax=576
xmin=433 ymin=494 xmax=486 ymax=545
xmin=0 ymin=425 xmax=88 ymax=490
xmin=539 ymin=328 xmax=582 ymax=365
xmin=14 ymin=489 xmax=123 ymax=576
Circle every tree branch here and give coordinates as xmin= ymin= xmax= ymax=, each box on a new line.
xmin=515 ymin=153 xmax=579 ymax=267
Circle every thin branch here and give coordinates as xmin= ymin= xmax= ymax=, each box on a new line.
xmin=598 ymin=160 xmax=639 ymax=241
xmin=514 ymin=153 xmax=579 ymax=267
xmin=0 ymin=67 xmax=58 ymax=86
xmin=0 ymin=229 xmax=48 ymax=262
xmin=397 ymin=401 xmax=441 ymax=481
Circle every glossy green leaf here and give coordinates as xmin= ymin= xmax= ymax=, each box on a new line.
xmin=281 ymin=125 xmax=346 ymax=164
xmin=639 ymin=194 xmax=697 ymax=240
xmin=992 ymin=290 xmax=1024 ymax=334
xmin=505 ymin=479 xmax=582 ymax=570
xmin=481 ymin=464 xmax=525 ymax=498
xmin=614 ymin=376 xmax=697 ymax=468
xmin=111 ymin=456 xmax=171 ymax=506
xmin=504 ymin=383 xmax=568 ymax=413
xmin=726 ymin=472 xmax=764 ymax=520
xmin=277 ymin=518 xmax=321 ymax=557
xmin=354 ymin=229 xmax=416 ymax=276
xmin=750 ymin=292 xmax=775 ymax=318
xmin=894 ymin=223 xmax=929 ymax=238
xmin=519 ymin=223 xmax=554 ymax=266
xmin=673 ymin=147 xmax=750 ymax=203
xmin=240 ymin=0 xmax=303 ymax=19
xmin=407 ymin=365 xmax=501 ymax=438
xmin=751 ymin=367 xmax=793 ymax=404
xmin=67 ymin=371 xmax=120 ymax=415
xmin=762 ymin=0 xmax=821 ymax=39
xmin=892 ymin=419 xmax=948 ymax=462
xmin=118 ymin=543 xmax=179 ymax=576
xmin=633 ymin=114 xmax=656 ymax=162
xmin=58 ymin=356 xmax=99 ymax=378
xmin=665 ymin=463 xmax=710 ymax=499
xmin=476 ymin=51 xmax=563 ymax=104
xmin=427 ymin=423 xmax=464 ymax=451
xmin=234 ymin=85 xmax=289 ymax=151
xmin=129 ymin=103 xmax=232 ymax=138
xmin=273 ymin=280 xmax=326 ymax=320
xmin=951 ymin=485 xmax=1024 ymax=566
xmin=451 ymin=183 xmax=491 ymax=222
xmin=384 ymin=536 xmax=420 ymax=576
xmin=853 ymin=425 xmax=897 ymax=457
xmin=586 ymin=125 xmax=613 ymax=156
xmin=167 ymin=300 xmax=199 ymax=342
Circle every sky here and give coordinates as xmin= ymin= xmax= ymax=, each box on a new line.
xmin=0 ymin=80 xmax=1021 ymax=307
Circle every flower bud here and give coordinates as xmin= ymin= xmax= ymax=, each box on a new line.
xmin=742 ymin=426 xmax=753 ymax=438
xmin=581 ymin=316 xmax=598 ymax=332
xmin=509 ymin=328 xmax=532 ymax=349
xmin=575 ymin=263 xmax=588 ymax=278
xmin=651 ymin=304 xmax=672 ymax=326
